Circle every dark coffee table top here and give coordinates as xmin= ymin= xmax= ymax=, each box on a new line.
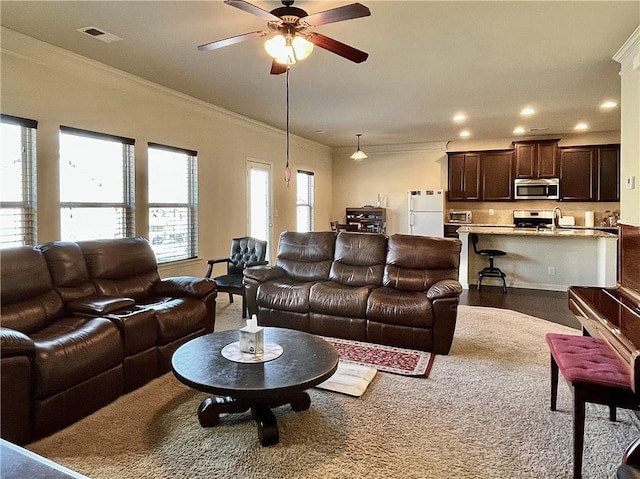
xmin=171 ymin=328 xmax=339 ymax=400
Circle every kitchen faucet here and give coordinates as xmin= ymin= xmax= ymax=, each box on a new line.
xmin=552 ymin=207 xmax=562 ymax=230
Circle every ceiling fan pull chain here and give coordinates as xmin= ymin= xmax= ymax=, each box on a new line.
xmin=284 ymin=66 xmax=292 ymax=187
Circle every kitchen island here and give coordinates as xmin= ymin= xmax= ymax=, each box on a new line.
xmin=455 ymin=225 xmax=618 ymax=291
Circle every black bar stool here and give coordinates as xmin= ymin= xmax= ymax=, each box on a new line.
xmin=469 ymin=233 xmax=507 ymax=293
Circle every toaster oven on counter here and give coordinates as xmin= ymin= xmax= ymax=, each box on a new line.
xmin=449 ymin=211 xmax=472 ymax=223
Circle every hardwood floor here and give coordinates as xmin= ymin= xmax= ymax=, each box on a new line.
xmin=460 ymin=286 xmax=580 ymax=330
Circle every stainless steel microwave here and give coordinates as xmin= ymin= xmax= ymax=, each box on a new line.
xmin=514 ymin=178 xmax=560 ymax=200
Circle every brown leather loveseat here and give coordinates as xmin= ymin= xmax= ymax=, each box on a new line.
xmin=1 ymin=237 xmax=217 ymax=445
xmin=244 ymin=231 xmax=462 ymax=354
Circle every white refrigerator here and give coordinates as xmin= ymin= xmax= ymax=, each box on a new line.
xmin=408 ymin=189 xmax=445 ymax=237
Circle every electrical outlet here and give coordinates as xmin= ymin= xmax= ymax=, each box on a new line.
xmin=489 ymin=209 xmax=494 ymax=216
xmin=548 ymin=266 xmax=556 ymax=276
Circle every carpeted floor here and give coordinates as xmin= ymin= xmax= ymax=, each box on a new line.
xmin=27 ymin=302 xmax=639 ymax=479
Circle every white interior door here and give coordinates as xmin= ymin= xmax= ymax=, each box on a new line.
xmin=246 ymin=160 xmax=272 ymax=257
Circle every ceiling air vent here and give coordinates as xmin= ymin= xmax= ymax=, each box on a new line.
xmin=528 ymin=127 xmax=549 ymax=132
xmin=77 ymin=26 xmax=122 ymax=44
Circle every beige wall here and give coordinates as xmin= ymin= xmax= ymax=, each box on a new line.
xmin=614 ymin=25 xmax=640 ymax=227
xmin=332 ymin=142 xmax=448 ymax=234
xmin=1 ymin=29 xmax=333 ymax=276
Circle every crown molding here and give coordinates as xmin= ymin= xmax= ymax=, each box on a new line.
xmin=614 ymin=25 xmax=640 ymax=74
xmin=0 ymin=27 xmax=331 ymax=155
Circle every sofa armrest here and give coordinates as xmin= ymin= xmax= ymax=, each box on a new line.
xmin=0 ymin=328 xmax=35 ymax=358
xmin=153 ymin=276 xmax=217 ymax=298
xmin=66 ymin=296 xmax=136 ymax=315
xmin=427 ymin=279 xmax=463 ymax=301
xmin=431 ymin=297 xmax=460 ymax=355
xmin=243 ymin=266 xmax=287 ymax=318
xmin=243 ymin=265 xmax=286 ymax=283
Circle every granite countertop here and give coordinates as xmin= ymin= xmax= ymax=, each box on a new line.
xmin=455 ymin=225 xmax=618 ymax=238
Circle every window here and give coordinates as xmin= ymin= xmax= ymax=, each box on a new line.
xmin=1 ymin=114 xmax=37 ymax=248
xmin=148 ymin=143 xmax=198 ymax=263
xmin=59 ymin=126 xmax=135 ymax=241
xmin=296 ymin=170 xmax=314 ymax=232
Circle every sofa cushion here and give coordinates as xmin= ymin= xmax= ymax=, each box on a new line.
xmin=366 ymin=287 xmax=433 ymax=328
xmin=37 ymin=242 xmax=96 ymax=303
xmin=257 ymin=279 xmax=314 ymax=313
xmin=329 ymin=232 xmax=387 ymax=287
xmin=137 ymin=296 xmax=209 ymax=344
xmin=309 ymin=281 xmax=373 ymax=318
xmin=0 ymin=246 xmax=63 ymax=334
xmin=275 ymin=231 xmax=335 ymax=282
xmin=78 ymin=237 xmax=160 ymax=299
xmin=30 ymin=317 xmax=124 ymax=399
xmin=384 ymin=235 xmax=461 ymax=292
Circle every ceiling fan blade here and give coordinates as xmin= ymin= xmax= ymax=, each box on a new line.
xmin=270 ymin=60 xmax=288 ymax=75
xmin=198 ymin=30 xmax=266 ymax=51
xmin=302 ymin=3 xmax=370 ymax=27
xmin=307 ymin=32 xmax=369 ymax=63
xmin=224 ymin=0 xmax=281 ymax=21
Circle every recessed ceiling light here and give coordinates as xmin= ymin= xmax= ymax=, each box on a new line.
xmin=513 ymin=126 xmax=526 ymax=134
xmin=314 ymin=130 xmax=325 ymax=134
xmin=453 ymin=113 xmax=467 ymax=122
xmin=574 ymin=122 xmax=589 ymax=131
xmin=600 ymin=101 xmax=618 ymax=109
xmin=459 ymin=130 xmax=471 ymax=138
xmin=521 ymin=107 xmax=535 ymax=116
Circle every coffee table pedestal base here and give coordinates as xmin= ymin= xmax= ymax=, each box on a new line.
xmin=197 ymin=392 xmax=312 ymax=446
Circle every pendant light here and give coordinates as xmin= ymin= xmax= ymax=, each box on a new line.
xmin=350 ymin=134 xmax=368 ymax=161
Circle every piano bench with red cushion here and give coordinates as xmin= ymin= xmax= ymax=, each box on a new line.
xmin=545 ymin=333 xmax=640 ymax=479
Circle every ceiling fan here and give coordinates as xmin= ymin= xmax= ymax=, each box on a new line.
xmin=198 ymin=0 xmax=371 ymax=74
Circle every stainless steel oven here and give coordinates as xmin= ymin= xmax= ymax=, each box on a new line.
xmin=514 ymin=178 xmax=560 ymax=200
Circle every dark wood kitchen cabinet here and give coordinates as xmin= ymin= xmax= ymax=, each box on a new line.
xmin=559 ymin=144 xmax=620 ymax=201
xmin=559 ymin=147 xmax=595 ymax=201
xmin=447 ymin=153 xmax=481 ymax=201
xmin=513 ymin=139 xmax=559 ymax=179
xmin=482 ymin=150 xmax=514 ymax=201
xmin=597 ymin=145 xmax=620 ymax=201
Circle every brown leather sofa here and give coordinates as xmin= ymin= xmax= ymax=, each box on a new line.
xmin=0 ymin=237 xmax=217 ymax=445
xmin=244 ymin=231 xmax=462 ymax=354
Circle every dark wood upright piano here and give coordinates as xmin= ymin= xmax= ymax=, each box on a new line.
xmin=568 ymin=223 xmax=640 ymax=394
xmin=567 ymin=224 xmax=640 ymax=477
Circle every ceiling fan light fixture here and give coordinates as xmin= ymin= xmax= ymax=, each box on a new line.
xmin=265 ymin=34 xmax=314 ymax=65
xmin=292 ymin=35 xmax=314 ymax=60
xmin=350 ymin=134 xmax=368 ymax=161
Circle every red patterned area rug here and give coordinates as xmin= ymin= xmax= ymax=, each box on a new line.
xmin=322 ymin=337 xmax=436 ymax=378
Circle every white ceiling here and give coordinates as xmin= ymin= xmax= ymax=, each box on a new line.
xmin=1 ymin=1 xmax=638 ymax=148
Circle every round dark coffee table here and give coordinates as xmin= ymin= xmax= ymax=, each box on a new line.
xmin=171 ymin=327 xmax=339 ymax=446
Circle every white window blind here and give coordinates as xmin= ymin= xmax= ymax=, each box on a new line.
xmin=296 ymin=170 xmax=315 ymax=232
xmin=148 ymin=143 xmax=198 ymax=263
xmin=1 ymin=115 xmax=37 ymax=248
xmin=59 ymin=126 xmax=135 ymax=241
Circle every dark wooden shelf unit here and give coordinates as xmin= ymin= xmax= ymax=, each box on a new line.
xmin=345 ymin=207 xmax=386 ymax=233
